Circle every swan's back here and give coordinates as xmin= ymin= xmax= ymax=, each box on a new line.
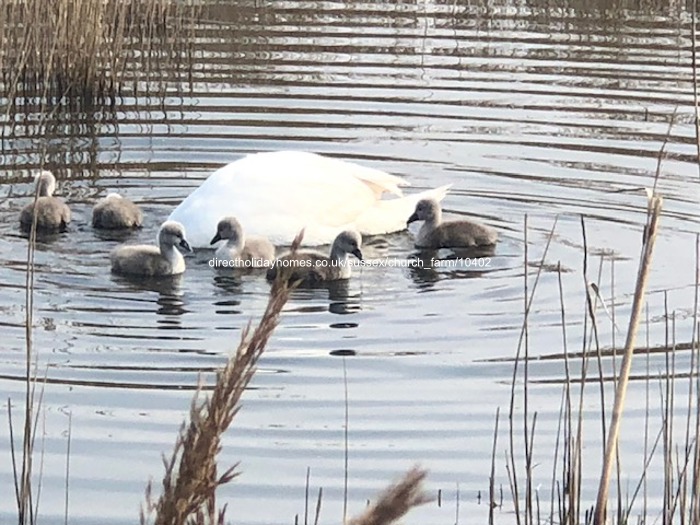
xmin=266 ymin=251 xmax=338 ymax=283
xmin=423 ymin=220 xmax=498 ymax=249
xmin=110 ymin=245 xmax=176 ymax=276
xmin=93 ymin=194 xmax=143 ymax=229
xmin=111 ymin=221 xmax=189 ymax=276
xmin=241 ymin=236 xmax=275 ymax=263
xmin=168 ymin=151 xmax=443 ymax=247
xmin=20 ymin=197 xmax=71 ymax=232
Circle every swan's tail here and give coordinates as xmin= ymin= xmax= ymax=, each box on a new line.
xmin=354 ymin=184 xmax=452 ymax=235
xmin=343 ymin=163 xmax=406 ymax=198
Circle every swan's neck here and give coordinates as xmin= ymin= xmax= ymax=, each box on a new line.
xmin=330 ymin=243 xmax=346 ymax=262
xmin=216 ymin=238 xmax=243 ymax=260
xmin=330 ymin=248 xmax=352 ymax=278
xmin=161 ymin=242 xmax=185 ymax=273
xmin=233 ymin=232 xmax=245 ymax=251
xmin=37 ymin=180 xmax=53 ymax=197
xmin=417 ymin=213 xmax=441 ymax=245
xmin=430 ymin=207 xmax=442 ymax=225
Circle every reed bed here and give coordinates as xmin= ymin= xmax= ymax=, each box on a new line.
xmin=0 ymin=0 xmax=200 ymax=106
xmin=496 ymin=189 xmax=700 ymax=524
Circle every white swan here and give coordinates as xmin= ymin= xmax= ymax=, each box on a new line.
xmin=168 ymin=151 xmax=451 ymax=247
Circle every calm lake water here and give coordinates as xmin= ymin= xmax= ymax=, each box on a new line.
xmin=1 ymin=1 xmax=700 ymax=523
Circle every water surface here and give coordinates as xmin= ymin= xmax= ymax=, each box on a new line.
xmin=1 ymin=1 xmax=699 ymax=523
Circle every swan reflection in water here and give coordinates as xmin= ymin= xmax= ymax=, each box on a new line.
xmin=407 ymin=244 xmax=498 ymax=289
xmin=281 ymin=279 xmax=361 ymax=316
xmin=110 ymin=273 xmax=188 ymax=321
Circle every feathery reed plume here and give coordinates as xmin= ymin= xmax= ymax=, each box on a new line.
xmin=348 ymin=467 xmax=432 ymax=525
xmin=141 ymin=231 xmax=304 ymax=525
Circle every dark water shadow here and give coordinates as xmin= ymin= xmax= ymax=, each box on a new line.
xmin=282 ymin=278 xmax=362 ymax=316
xmin=110 ymin=273 xmax=187 ymax=321
xmin=92 ymin=227 xmax=143 ymax=243
xmin=17 ymin=228 xmax=70 ymax=245
xmin=408 ymin=244 xmax=498 ymax=288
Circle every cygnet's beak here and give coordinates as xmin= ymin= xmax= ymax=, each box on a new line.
xmin=406 ymin=212 xmax=419 ymax=226
xmin=210 ymin=232 xmax=222 ymax=245
xmin=179 ymin=238 xmax=193 ymax=252
xmin=352 ymin=248 xmax=363 ymax=261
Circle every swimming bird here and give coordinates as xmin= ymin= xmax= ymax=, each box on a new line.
xmin=19 ymin=171 xmax=71 ymax=232
xmin=168 ymin=151 xmax=451 ymax=247
xmin=110 ymin=221 xmax=192 ymax=277
xmin=407 ymin=198 xmax=497 ymax=248
xmin=266 ymin=230 xmax=363 ymax=283
xmin=210 ymin=216 xmax=275 ymax=268
xmin=92 ymin=193 xmax=143 ymax=229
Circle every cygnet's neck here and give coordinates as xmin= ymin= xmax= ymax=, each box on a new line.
xmin=160 ymin=241 xmax=185 ymax=270
xmin=217 ymin=236 xmax=244 ymax=259
xmin=230 ymin=232 xmax=245 ymax=251
xmin=417 ymin=210 xmax=442 ymax=244
xmin=329 ymin=242 xmax=348 ymax=262
xmin=329 ymin=246 xmax=352 ymax=278
xmin=37 ymin=181 xmax=53 ymax=197
xmin=428 ymin=206 xmax=442 ymax=226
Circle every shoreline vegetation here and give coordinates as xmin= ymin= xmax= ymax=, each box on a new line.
xmin=4 ymin=1 xmax=700 ymax=524
xmin=0 ymin=0 xmax=200 ymax=106
xmin=0 ymin=0 xmax=203 ymax=178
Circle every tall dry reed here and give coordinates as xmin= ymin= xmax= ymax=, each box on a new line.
xmin=141 ymin=230 xmax=432 ymax=525
xmin=10 ymin=158 xmax=51 ymax=525
xmin=140 ymin=231 xmax=301 ymax=524
xmin=348 ymin=467 xmax=432 ymax=525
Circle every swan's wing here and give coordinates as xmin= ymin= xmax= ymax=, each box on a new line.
xmin=354 ymin=184 xmax=452 ymax=235
xmin=254 ymin=151 xmax=407 ymax=197
xmin=309 ymin=153 xmax=407 ymax=198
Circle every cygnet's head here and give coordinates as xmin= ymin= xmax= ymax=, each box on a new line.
xmin=35 ymin=171 xmax=57 ymax=197
xmin=407 ymin=198 xmax=440 ymax=225
xmin=103 ymin=192 xmax=123 ymax=201
xmin=159 ymin=221 xmax=192 ymax=252
xmin=333 ymin=230 xmax=363 ymax=260
xmin=210 ymin=216 xmax=242 ymax=246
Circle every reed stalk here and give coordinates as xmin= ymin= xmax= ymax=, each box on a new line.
xmin=140 ymin=230 xmax=432 ymax=524
xmin=692 ymin=0 xmax=700 ymax=179
xmin=140 ymin=233 xmax=301 ymax=524
xmin=489 ymin=407 xmax=500 ymax=525
xmin=592 ymin=194 xmax=663 ymax=525
xmin=507 ymin=215 xmax=559 ymax=525
xmin=7 ymin=51 xmax=66 ymax=522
